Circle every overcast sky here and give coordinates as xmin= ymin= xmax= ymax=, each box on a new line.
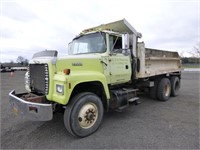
xmin=0 ymin=0 xmax=199 ymax=62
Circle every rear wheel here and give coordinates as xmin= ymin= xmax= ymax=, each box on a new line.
xmin=64 ymin=92 xmax=103 ymax=137
xmin=157 ymin=78 xmax=171 ymax=101
xmin=150 ymin=78 xmax=161 ymax=100
xmin=170 ymin=76 xmax=180 ymax=97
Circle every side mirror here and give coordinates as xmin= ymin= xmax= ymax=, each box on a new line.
xmin=122 ymin=33 xmax=129 ymax=49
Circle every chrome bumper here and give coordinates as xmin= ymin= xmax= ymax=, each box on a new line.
xmin=9 ymin=90 xmax=53 ymax=121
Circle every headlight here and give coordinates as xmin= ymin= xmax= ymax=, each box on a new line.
xmin=56 ymin=84 xmax=64 ymax=95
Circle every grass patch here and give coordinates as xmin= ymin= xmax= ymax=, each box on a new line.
xmin=182 ymin=64 xmax=200 ymax=68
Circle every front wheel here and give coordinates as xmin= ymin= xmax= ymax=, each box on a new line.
xmin=64 ymin=92 xmax=103 ymax=137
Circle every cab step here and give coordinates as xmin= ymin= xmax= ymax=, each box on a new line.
xmin=110 ymin=88 xmax=140 ymax=111
xmin=128 ymin=97 xmax=139 ymax=102
xmin=115 ymin=104 xmax=129 ymax=112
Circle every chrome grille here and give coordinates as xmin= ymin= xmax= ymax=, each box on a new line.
xmin=29 ymin=64 xmax=49 ymax=94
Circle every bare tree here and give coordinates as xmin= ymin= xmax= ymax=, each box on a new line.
xmin=190 ymin=42 xmax=200 ymax=58
xmin=24 ymin=59 xmax=29 ymax=66
xmin=16 ymin=56 xmax=25 ymax=63
xmin=16 ymin=56 xmax=28 ymax=66
xmin=179 ymin=51 xmax=185 ymax=58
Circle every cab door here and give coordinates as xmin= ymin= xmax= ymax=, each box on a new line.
xmin=109 ymin=35 xmax=132 ymax=85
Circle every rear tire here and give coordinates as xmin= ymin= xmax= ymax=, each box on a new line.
xmin=157 ymin=78 xmax=171 ymax=101
xmin=64 ymin=92 xmax=103 ymax=137
xmin=170 ymin=76 xmax=180 ymax=97
xmin=150 ymin=78 xmax=161 ymax=100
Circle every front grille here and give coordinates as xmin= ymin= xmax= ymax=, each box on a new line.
xmin=29 ymin=64 xmax=49 ymax=94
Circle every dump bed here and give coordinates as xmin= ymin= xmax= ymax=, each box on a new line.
xmin=136 ymin=42 xmax=181 ymax=78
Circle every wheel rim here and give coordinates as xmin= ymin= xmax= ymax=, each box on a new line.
xmin=165 ymin=83 xmax=170 ymax=96
xmin=78 ymin=102 xmax=98 ymax=129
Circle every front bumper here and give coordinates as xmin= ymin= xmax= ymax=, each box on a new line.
xmin=9 ymin=90 xmax=53 ymax=121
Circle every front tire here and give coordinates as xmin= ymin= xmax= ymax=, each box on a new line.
xmin=64 ymin=92 xmax=103 ymax=137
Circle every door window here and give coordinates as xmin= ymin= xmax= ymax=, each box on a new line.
xmin=109 ymin=35 xmax=122 ymax=53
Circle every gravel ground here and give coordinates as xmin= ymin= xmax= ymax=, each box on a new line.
xmin=1 ymin=71 xmax=199 ymax=149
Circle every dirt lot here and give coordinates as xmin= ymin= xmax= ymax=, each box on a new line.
xmin=1 ymin=71 xmax=199 ymax=149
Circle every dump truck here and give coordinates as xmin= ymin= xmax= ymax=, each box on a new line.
xmin=9 ymin=19 xmax=181 ymax=137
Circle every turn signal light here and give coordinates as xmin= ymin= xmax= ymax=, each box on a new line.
xmin=63 ymin=69 xmax=70 ymax=75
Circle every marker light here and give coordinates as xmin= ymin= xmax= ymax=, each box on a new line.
xmin=63 ymin=69 xmax=70 ymax=75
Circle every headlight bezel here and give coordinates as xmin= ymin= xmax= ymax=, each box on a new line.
xmin=56 ymin=84 xmax=64 ymax=95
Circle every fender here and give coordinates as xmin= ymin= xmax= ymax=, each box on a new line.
xmin=49 ymin=71 xmax=110 ymax=105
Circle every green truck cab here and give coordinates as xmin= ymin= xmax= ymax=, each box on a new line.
xmin=9 ymin=19 xmax=181 ymax=137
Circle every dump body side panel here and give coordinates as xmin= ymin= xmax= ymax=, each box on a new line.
xmin=136 ymin=43 xmax=181 ymax=78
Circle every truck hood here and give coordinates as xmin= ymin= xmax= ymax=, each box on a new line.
xmin=59 ymin=54 xmax=101 ymax=60
xmin=56 ymin=54 xmax=103 ymax=74
xmin=29 ymin=53 xmax=105 ymax=74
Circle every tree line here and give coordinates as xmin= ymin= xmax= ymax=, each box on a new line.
xmin=16 ymin=56 xmax=29 ymax=66
xmin=181 ymin=57 xmax=199 ymax=64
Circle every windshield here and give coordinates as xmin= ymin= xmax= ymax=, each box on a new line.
xmin=68 ymin=32 xmax=106 ymax=55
